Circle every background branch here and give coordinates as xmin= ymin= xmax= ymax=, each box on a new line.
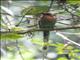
xmin=48 ymin=0 xmax=54 ymax=12
xmin=65 ymin=5 xmax=80 ymax=18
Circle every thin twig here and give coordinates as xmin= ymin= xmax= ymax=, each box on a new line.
xmin=57 ymin=22 xmax=70 ymax=25
xmin=5 ymin=15 xmax=12 ymax=26
xmin=4 ymin=36 xmax=8 ymax=57
xmin=57 ymin=32 xmax=80 ymax=35
xmin=15 ymin=40 xmax=24 ymax=60
xmin=48 ymin=0 xmax=54 ymax=12
xmin=63 ymin=42 xmax=71 ymax=50
xmin=64 ymin=5 xmax=80 ymax=18
xmin=16 ymin=8 xmax=33 ymax=26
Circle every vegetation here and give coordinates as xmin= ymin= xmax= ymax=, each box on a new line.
xmin=0 ymin=0 xmax=80 ymax=60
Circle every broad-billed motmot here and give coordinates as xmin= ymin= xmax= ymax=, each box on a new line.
xmin=39 ymin=12 xmax=56 ymax=50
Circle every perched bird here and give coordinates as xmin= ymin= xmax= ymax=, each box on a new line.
xmin=58 ymin=0 xmax=67 ymax=5
xmin=39 ymin=12 xmax=56 ymax=50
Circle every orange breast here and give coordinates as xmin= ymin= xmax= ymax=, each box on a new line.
xmin=46 ymin=15 xmax=56 ymax=22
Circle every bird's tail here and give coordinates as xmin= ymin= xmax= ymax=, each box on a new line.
xmin=43 ymin=31 xmax=49 ymax=50
xmin=42 ymin=31 xmax=49 ymax=59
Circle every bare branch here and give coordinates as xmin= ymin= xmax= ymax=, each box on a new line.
xmin=56 ymin=32 xmax=80 ymax=47
xmin=15 ymin=40 xmax=24 ymax=60
xmin=15 ymin=8 xmax=33 ymax=27
xmin=0 ymin=26 xmax=80 ymax=34
xmin=48 ymin=0 xmax=54 ymax=12
xmin=56 ymin=32 xmax=80 ymax=35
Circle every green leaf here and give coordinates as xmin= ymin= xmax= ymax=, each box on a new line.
xmin=11 ymin=27 xmax=25 ymax=31
xmin=67 ymin=0 xmax=80 ymax=4
xmin=76 ymin=10 xmax=80 ymax=16
xmin=66 ymin=46 xmax=74 ymax=50
xmin=31 ymin=38 xmax=43 ymax=46
xmin=1 ymin=33 xmax=23 ymax=40
xmin=21 ymin=6 xmax=49 ymax=15
xmin=58 ymin=57 xmax=68 ymax=60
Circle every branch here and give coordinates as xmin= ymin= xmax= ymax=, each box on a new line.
xmin=15 ymin=40 xmax=24 ymax=60
xmin=0 ymin=13 xmax=12 ymax=16
xmin=64 ymin=5 xmax=80 ymax=18
xmin=0 ymin=26 xmax=80 ymax=34
xmin=48 ymin=0 xmax=54 ymax=12
xmin=15 ymin=8 xmax=33 ymax=27
xmin=63 ymin=42 xmax=71 ymax=50
xmin=56 ymin=32 xmax=80 ymax=47
xmin=57 ymin=32 xmax=80 ymax=35
xmin=57 ymin=22 xmax=70 ymax=25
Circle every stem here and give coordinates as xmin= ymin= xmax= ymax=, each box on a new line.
xmin=42 ymin=49 xmax=48 ymax=60
xmin=15 ymin=40 xmax=24 ymax=60
xmin=48 ymin=0 xmax=54 ymax=12
xmin=16 ymin=8 xmax=32 ymax=26
xmin=57 ymin=22 xmax=70 ymax=25
xmin=5 ymin=36 xmax=7 ymax=56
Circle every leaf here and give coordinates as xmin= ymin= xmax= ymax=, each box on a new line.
xmin=76 ymin=10 xmax=80 ymax=16
xmin=31 ymin=38 xmax=43 ymax=46
xmin=67 ymin=0 xmax=80 ymax=4
xmin=1 ymin=22 xmax=9 ymax=30
xmin=21 ymin=6 xmax=49 ymax=15
xmin=74 ymin=49 xmax=80 ymax=52
xmin=58 ymin=57 xmax=68 ymax=60
xmin=66 ymin=46 xmax=74 ymax=50
xmin=11 ymin=27 xmax=25 ymax=31
xmin=1 ymin=33 xmax=23 ymax=40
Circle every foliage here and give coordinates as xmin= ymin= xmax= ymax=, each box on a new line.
xmin=1 ymin=33 xmax=23 ymax=40
xmin=11 ymin=27 xmax=26 ymax=31
xmin=1 ymin=0 xmax=80 ymax=60
xmin=57 ymin=57 xmax=68 ymax=60
xmin=76 ymin=10 xmax=80 ymax=16
xmin=67 ymin=0 xmax=80 ymax=4
xmin=53 ymin=43 xmax=80 ymax=60
xmin=31 ymin=38 xmax=80 ymax=60
xmin=21 ymin=6 xmax=49 ymax=15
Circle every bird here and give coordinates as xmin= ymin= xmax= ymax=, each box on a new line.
xmin=58 ymin=0 xmax=66 ymax=5
xmin=39 ymin=12 xmax=56 ymax=50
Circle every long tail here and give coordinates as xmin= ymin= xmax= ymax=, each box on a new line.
xmin=43 ymin=31 xmax=50 ymax=50
xmin=42 ymin=31 xmax=49 ymax=60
